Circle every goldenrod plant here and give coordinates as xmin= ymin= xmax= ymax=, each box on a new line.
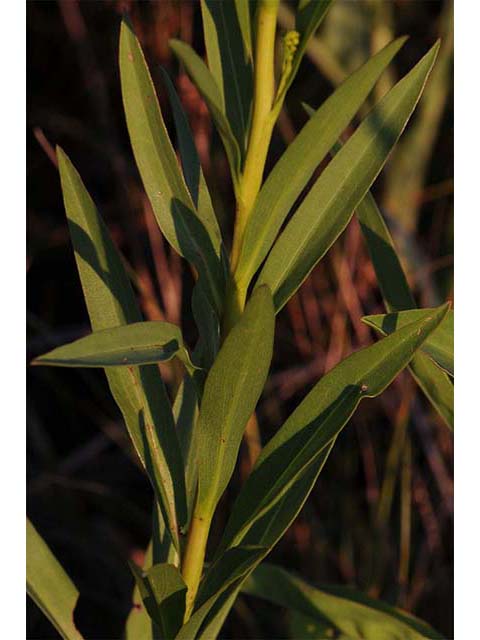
xmin=28 ymin=1 xmax=452 ymax=638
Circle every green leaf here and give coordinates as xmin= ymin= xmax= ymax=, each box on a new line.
xmin=195 ymin=285 xmax=275 ymax=519
xmin=119 ymin=19 xmax=224 ymax=314
xmin=235 ymin=36 xmax=407 ymax=289
xmin=288 ymin=610 xmax=341 ymax=640
xmin=197 ymin=445 xmax=335 ymax=640
xmin=56 ymin=147 xmax=186 ymax=549
xmin=175 ymin=547 xmax=265 ymax=640
xmin=125 ymin=543 xmax=157 ymax=640
xmin=257 ymin=42 xmax=440 ymax=311
xmin=33 ymin=321 xmax=198 ymax=376
xmin=218 ymin=304 xmax=448 ymax=552
xmin=240 ymin=441 xmax=335 ymax=551
xmin=125 ymin=505 xmax=178 ymax=640
xmin=409 ymin=352 xmax=454 ymax=429
xmin=363 ymin=309 xmax=453 ymax=376
xmin=234 ymin=0 xmax=253 ymax=61
xmin=126 ymin=592 xmax=156 ymax=640
xmin=197 ymin=546 xmax=267 ymax=610
xmin=27 ymin=519 xmax=83 ymax=640
xmin=157 ymin=69 xmax=226 ymax=369
xmin=160 ymin=68 xmax=222 ymax=247
xmin=174 ymin=376 xmax=199 ymax=528
xmin=275 ymin=0 xmax=333 ymax=104
xmin=200 ymin=0 xmax=253 ymax=154
xmin=202 ymin=308 xmax=448 ymax=635
xmin=130 ymin=562 xmax=187 ymax=639
xmin=242 ymin=563 xmax=444 ymax=640
xmin=356 ymin=191 xmax=416 ymax=311
xmin=169 ymin=38 xmax=242 ymax=191
xmin=355 ymin=186 xmax=454 ymax=429
xmin=191 ymin=282 xmax=221 ymax=371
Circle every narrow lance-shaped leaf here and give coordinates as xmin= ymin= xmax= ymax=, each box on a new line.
xmin=175 ymin=547 xmax=266 ymax=640
xmin=33 ymin=321 xmax=198 ymax=376
xmin=160 ymin=68 xmax=221 ymax=243
xmin=217 ymin=304 xmax=448 ymax=552
xmin=355 ymin=191 xmax=416 ymax=311
xmin=355 ymin=192 xmax=454 ymax=428
xmin=160 ymin=69 xmax=227 ymax=369
xmin=242 ymin=564 xmax=444 ymax=640
xmin=27 ymin=519 xmax=83 ymax=640
xmin=125 ymin=504 xmax=177 ymax=640
xmin=125 ymin=588 xmax=155 ymax=640
xmin=235 ymin=37 xmax=407 ymax=289
xmin=173 ymin=375 xmax=199 ymax=527
xmin=195 ymin=285 xmax=275 ymax=519
xmin=288 ymin=610 xmax=343 ymax=640
xmin=303 ymin=120 xmax=454 ymax=429
xmin=234 ymin=0 xmax=253 ymax=61
xmin=202 ymin=307 xmax=448 ymax=635
xmin=129 ymin=562 xmax=187 ymax=639
xmin=257 ymin=42 xmax=440 ymax=311
xmin=363 ymin=308 xmax=453 ymax=376
xmin=55 ymin=148 xmax=186 ymax=548
xmin=200 ymin=0 xmax=253 ymax=155
xmin=119 ymin=19 xmax=224 ymax=314
xmin=125 ymin=542 xmax=156 ymax=640
xmin=191 ymin=282 xmax=221 ymax=371
xmin=198 ymin=444 xmax=335 ymax=640
xmin=409 ymin=352 xmax=454 ymax=429
xmin=169 ymin=38 xmax=242 ymax=191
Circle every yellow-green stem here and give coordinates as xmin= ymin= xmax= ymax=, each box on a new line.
xmin=181 ymin=2 xmax=280 ymax=619
xmin=181 ymin=511 xmax=211 ymax=621
xmin=226 ymin=0 xmax=279 ymax=337
xmin=231 ymin=0 xmax=279 ymax=272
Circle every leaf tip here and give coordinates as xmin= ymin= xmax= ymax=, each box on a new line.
xmin=388 ymin=34 xmax=409 ymax=54
xmin=55 ymin=145 xmax=67 ymax=165
xmin=120 ymin=13 xmax=134 ymax=33
xmin=168 ymin=38 xmax=182 ymax=56
xmin=427 ymin=38 xmax=442 ymax=63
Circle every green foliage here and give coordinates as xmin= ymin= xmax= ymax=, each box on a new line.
xmin=235 ymin=36 xmax=407 ymax=293
xmin=195 ymin=286 xmax=275 ymax=519
xmin=30 ymin=2 xmax=452 ymax=639
xmin=355 ymin=189 xmax=454 ymax=429
xmin=257 ymin=41 xmax=439 ymax=311
xmin=363 ymin=309 xmax=453 ymax=377
xmin=26 ymin=519 xmax=83 ymax=640
xmin=169 ymin=38 xmax=243 ymax=192
xmin=55 ymin=147 xmax=187 ymax=550
xmin=274 ymin=0 xmax=333 ymax=105
xmin=217 ymin=306 xmax=448 ymax=555
xmin=129 ymin=562 xmax=187 ymax=638
xmin=120 ymin=19 xmax=225 ymax=315
xmin=200 ymin=0 xmax=253 ymax=155
xmin=243 ymin=563 xmax=444 ymax=639
xmin=32 ymin=321 xmax=198 ymax=375
xmin=176 ymin=547 xmax=266 ymax=640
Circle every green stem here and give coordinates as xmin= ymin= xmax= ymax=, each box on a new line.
xmin=181 ymin=2 xmax=280 ymax=619
xmin=231 ymin=0 xmax=279 ymax=270
xmin=226 ymin=0 xmax=279 ymax=335
xmin=181 ymin=511 xmax=211 ymax=621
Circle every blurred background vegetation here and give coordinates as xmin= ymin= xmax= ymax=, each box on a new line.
xmin=27 ymin=1 xmax=453 ymax=638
